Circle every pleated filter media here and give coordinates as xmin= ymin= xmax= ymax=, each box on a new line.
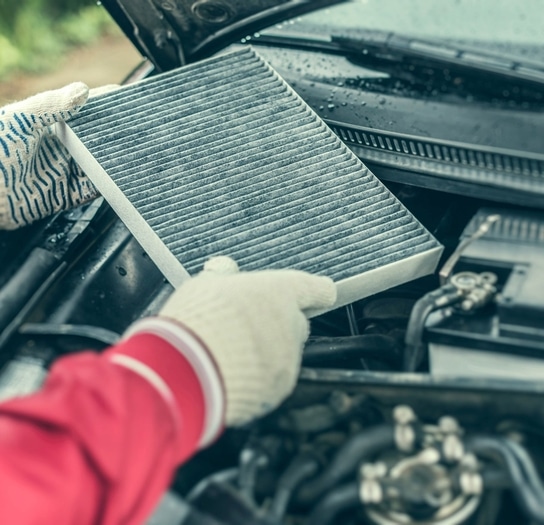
xmin=55 ymin=48 xmax=443 ymax=312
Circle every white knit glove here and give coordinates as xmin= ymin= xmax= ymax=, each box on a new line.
xmin=157 ymin=257 xmax=337 ymax=427
xmin=0 ymin=82 xmax=98 ymax=230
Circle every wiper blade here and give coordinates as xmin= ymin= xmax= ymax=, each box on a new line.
xmin=332 ymin=31 xmax=544 ymax=89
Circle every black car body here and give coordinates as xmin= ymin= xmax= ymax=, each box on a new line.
xmin=1 ymin=1 xmax=544 ymax=523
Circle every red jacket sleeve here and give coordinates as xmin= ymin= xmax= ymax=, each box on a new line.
xmin=0 ymin=331 xmax=222 ymax=525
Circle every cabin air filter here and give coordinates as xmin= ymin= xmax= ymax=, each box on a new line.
xmin=55 ymin=48 xmax=443 ymax=312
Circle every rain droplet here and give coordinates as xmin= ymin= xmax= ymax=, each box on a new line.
xmin=117 ymin=267 xmax=127 ymax=277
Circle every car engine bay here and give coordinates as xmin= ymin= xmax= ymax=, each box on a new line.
xmin=2 ymin=182 xmax=544 ymax=525
xmin=1 ymin=1 xmax=544 ymax=524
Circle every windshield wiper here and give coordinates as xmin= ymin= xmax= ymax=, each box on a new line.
xmin=253 ymin=29 xmax=544 ymax=89
xmin=332 ymin=31 xmax=544 ymax=89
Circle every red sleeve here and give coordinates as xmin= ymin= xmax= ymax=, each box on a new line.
xmin=0 ymin=332 xmax=220 ymax=525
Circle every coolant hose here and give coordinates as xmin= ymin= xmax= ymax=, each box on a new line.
xmin=307 ymin=483 xmax=360 ymax=525
xmin=268 ymin=453 xmax=320 ymax=521
xmin=296 ymin=423 xmax=394 ymax=505
xmin=303 ymin=335 xmax=401 ymax=366
xmin=468 ymin=436 xmax=544 ymax=524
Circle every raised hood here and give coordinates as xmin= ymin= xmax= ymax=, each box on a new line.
xmin=101 ymin=0 xmax=346 ymax=71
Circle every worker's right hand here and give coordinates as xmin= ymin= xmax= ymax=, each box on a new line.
xmin=127 ymin=257 xmax=337 ymax=428
xmin=0 ymin=83 xmax=98 ymax=230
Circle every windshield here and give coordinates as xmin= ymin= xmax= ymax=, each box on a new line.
xmin=280 ymin=0 xmax=544 ymax=64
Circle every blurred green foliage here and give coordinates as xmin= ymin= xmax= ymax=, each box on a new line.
xmin=0 ymin=0 xmax=117 ymax=76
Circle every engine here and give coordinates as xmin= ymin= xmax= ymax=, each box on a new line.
xmin=141 ymin=203 xmax=544 ymax=525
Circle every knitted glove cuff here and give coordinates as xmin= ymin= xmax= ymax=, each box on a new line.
xmin=0 ymin=82 xmax=98 ymax=230
xmin=159 ymin=278 xmax=303 ymax=427
xmin=123 ymin=317 xmax=225 ymax=447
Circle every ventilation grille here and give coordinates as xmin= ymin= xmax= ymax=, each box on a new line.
xmin=57 ymin=48 xmax=442 ymax=307
xmin=329 ymin=123 xmax=544 ymax=184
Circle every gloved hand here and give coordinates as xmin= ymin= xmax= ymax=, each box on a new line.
xmin=0 ymin=82 xmax=98 ymax=230
xmin=158 ymin=257 xmax=337 ymax=426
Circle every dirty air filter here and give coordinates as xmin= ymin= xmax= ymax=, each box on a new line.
xmin=55 ymin=48 xmax=443 ymax=311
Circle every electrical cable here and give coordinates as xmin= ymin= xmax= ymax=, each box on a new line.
xmin=403 ymin=284 xmax=461 ymax=371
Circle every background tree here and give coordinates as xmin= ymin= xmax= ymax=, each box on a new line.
xmin=0 ymin=0 xmax=115 ymax=76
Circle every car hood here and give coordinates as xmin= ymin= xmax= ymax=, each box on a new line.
xmin=101 ymin=0 xmax=347 ymax=70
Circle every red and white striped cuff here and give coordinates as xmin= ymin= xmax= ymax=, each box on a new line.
xmin=115 ymin=317 xmax=225 ymax=449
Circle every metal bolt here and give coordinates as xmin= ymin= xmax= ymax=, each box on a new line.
xmin=418 ymin=447 xmax=441 ymax=464
xmin=460 ymin=453 xmax=479 ymax=470
xmin=461 ymin=299 xmax=475 ymax=311
xmin=361 ymin=462 xmax=388 ymax=480
xmin=393 ymin=405 xmax=416 ymax=425
xmin=451 ymin=271 xmax=479 ymax=292
xmin=360 ymin=479 xmax=383 ymax=504
xmin=443 ymin=435 xmax=464 ymax=462
xmin=438 ymin=416 xmax=460 ymax=434
xmin=479 ymin=272 xmax=498 ymax=285
xmin=459 ymin=472 xmax=483 ymax=495
xmin=395 ymin=425 xmax=416 ymax=452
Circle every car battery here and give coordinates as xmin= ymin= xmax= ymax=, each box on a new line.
xmin=427 ymin=208 xmax=544 ymax=380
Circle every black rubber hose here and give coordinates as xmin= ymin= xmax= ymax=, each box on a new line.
xmin=504 ymin=438 xmax=544 ymax=496
xmin=307 ymin=483 xmax=360 ymax=525
xmin=303 ymin=335 xmax=401 ymax=366
xmin=481 ymin=467 xmax=511 ymax=490
xmin=268 ymin=453 xmax=320 ymax=521
xmin=296 ymin=424 xmax=394 ymax=506
xmin=238 ymin=448 xmax=267 ymax=502
xmin=468 ymin=436 xmax=544 ymax=524
xmin=0 ymin=248 xmax=59 ymax=333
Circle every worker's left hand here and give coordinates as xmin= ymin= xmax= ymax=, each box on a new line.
xmin=0 ymin=82 xmax=98 ymax=230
